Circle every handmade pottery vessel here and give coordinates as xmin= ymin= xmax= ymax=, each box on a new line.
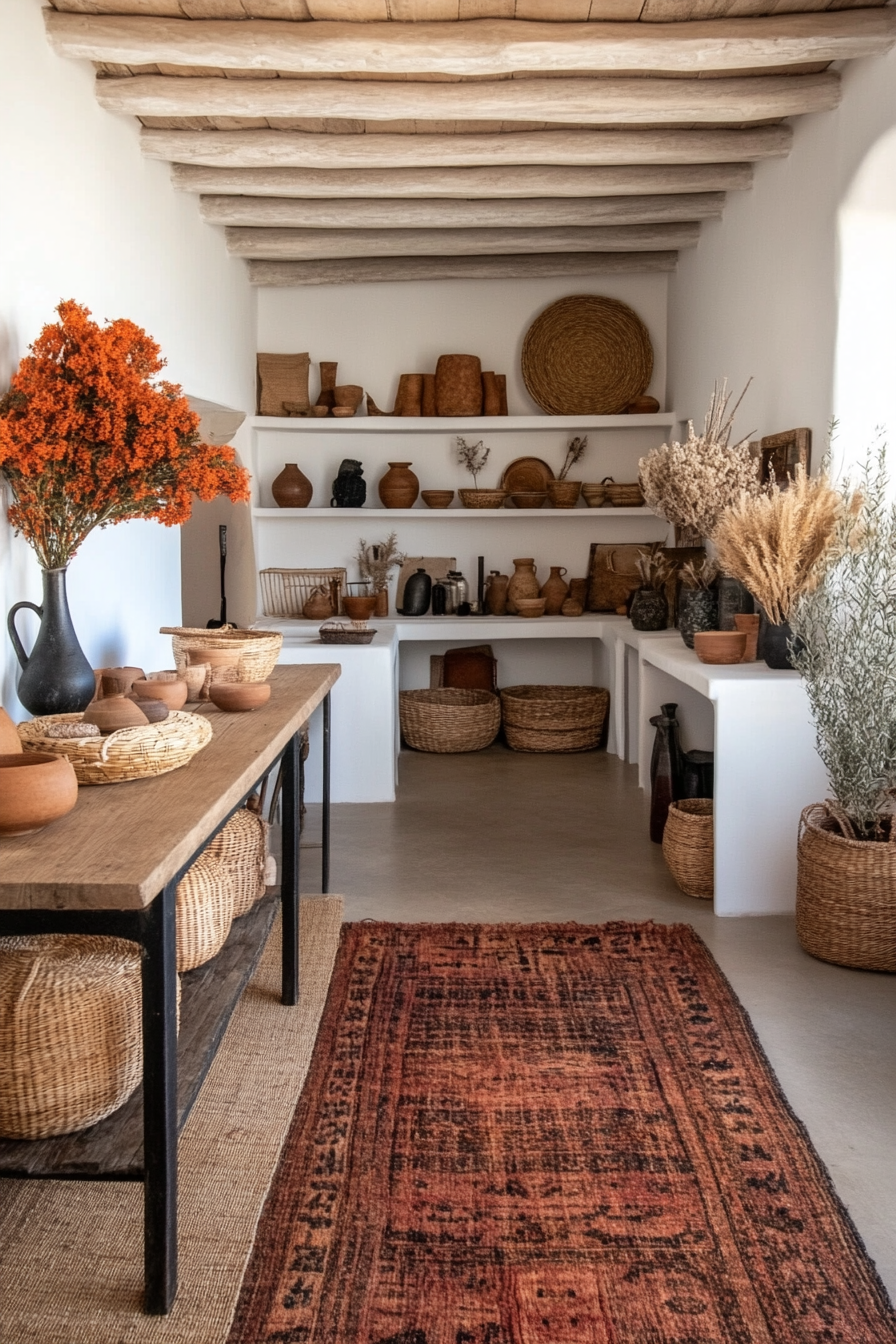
xmin=379 ymin=462 xmax=420 ymax=509
xmin=83 ymin=680 xmax=150 ymax=732
xmin=182 ymin=664 xmax=209 ymax=702
xmin=102 ymin=667 xmax=146 ymax=698
xmin=581 ymin=483 xmax=608 ymax=508
xmin=485 ymin=572 xmax=509 ymax=616
xmin=0 ymin=752 xmax=79 ymax=836
xmin=506 ymin=559 xmax=539 ymax=615
xmin=0 ymin=707 xmax=22 ymax=754
xmin=316 ymin=360 xmax=338 ymax=411
xmin=331 ymin=459 xmax=366 ymax=508
xmin=421 ymin=490 xmax=454 ymax=509
xmin=515 ymin=598 xmax=546 ymax=619
xmin=342 ymin=595 xmax=378 ymax=622
xmin=540 ymin=566 xmax=569 ymax=615
xmin=132 ymin=677 xmax=188 ymax=711
xmin=271 ymin=463 xmax=313 ymax=509
xmin=678 ymin=587 xmax=719 ymax=649
xmin=7 ymin=567 xmax=96 ymax=715
xmin=734 ymin=612 xmax=760 ymax=662
xmin=693 ymin=631 xmax=747 ymax=665
xmin=630 ymin=588 xmax=668 ymax=631
xmin=187 ymin=647 xmax=240 ymax=683
xmin=209 ymin=682 xmax=271 ymax=712
xmin=547 ymin=480 xmax=582 ymax=509
xmin=131 ymin=698 xmax=169 ymax=724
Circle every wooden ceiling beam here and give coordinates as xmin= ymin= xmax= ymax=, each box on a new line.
xmin=97 ymin=71 xmax=840 ymax=124
xmin=45 ymin=10 xmax=896 ymax=75
xmin=246 ymin=250 xmax=680 ymax=287
xmin=200 ymin=190 xmax=724 ymax=228
xmin=224 ymin=220 xmax=700 ymax=257
xmin=172 ymin=161 xmax=754 ymax=197
xmin=144 ymin=124 xmax=792 ymax=168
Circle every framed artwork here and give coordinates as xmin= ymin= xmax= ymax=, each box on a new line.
xmin=759 ymin=427 xmax=812 ymax=487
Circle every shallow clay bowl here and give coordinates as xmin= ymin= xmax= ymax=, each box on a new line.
xmin=694 ymin=631 xmax=747 ymax=665
xmin=342 ymin=595 xmax=378 ymax=621
xmin=509 ymin=492 xmax=547 ymax=509
xmin=515 ymin=598 xmax=547 ymax=619
xmin=0 ymin=752 xmax=79 ymax=836
xmin=131 ymin=698 xmax=169 ymax=724
xmin=421 ymin=490 xmax=455 ymax=509
xmin=208 ymin=682 xmax=271 ymax=713
xmin=132 ymin=677 xmax=188 ymax=710
xmin=332 ymin=407 xmax=356 ymax=418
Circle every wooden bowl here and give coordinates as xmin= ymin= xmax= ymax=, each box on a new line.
xmin=342 ymin=595 xmax=378 ymax=621
xmin=421 ymin=490 xmax=455 ymax=509
xmin=515 ymin=598 xmax=546 ymax=619
xmin=509 ymin=492 xmax=547 ymax=509
xmin=208 ymin=682 xmax=272 ymax=713
xmin=132 ymin=677 xmax=188 ymax=711
xmin=693 ymin=631 xmax=747 ymax=665
xmin=0 ymin=752 xmax=79 ymax=836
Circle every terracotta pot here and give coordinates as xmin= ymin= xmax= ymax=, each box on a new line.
xmin=421 ymin=490 xmax=454 ymax=509
xmin=435 ymin=354 xmax=482 ymax=416
xmin=0 ymin=707 xmax=22 ymax=754
xmin=694 ymin=631 xmax=747 ymax=665
xmin=334 ymin=384 xmax=363 ymax=412
xmin=303 ymin=586 xmax=335 ymax=621
xmin=131 ymin=677 xmax=188 ymax=711
xmin=561 ymin=599 xmax=584 ymax=617
xmin=515 ymin=598 xmax=546 ymax=619
xmin=187 ymin=646 xmax=240 ymax=695
xmin=506 ymin=558 xmax=539 ymax=615
xmin=343 ymin=595 xmax=378 ymax=622
xmin=540 ymin=566 xmax=569 ymax=615
xmin=183 ymin=664 xmax=209 ymax=702
xmin=421 ymin=373 xmax=437 ymax=417
xmin=209 ymin=682 xmax=272 ymax=713
xmin=547 ymin=480 xmax=582 ymax=509
xmin=734 ymin=612 xmax=760 ymax=662
xmin=379 ymin=462 xmax=420 ymax=509
xmin=83 ymin=691 xmax=150 ymax=733
xmin=131 ymin=698 xmax=169 ymax=724
xmin=96 ymin=666 xmax=145 ymax=699
xmin=485 ymin=572 xmax=509 ymax=616
xmin=0 ymin=752 xmax=79 ymax=836
xmin=316 ymin=361 xmax=338 ymax=411
xmin=375 ymin=588 xmax=389 ymax=618
xmin=272 ymin=463 xmax=313 ymax=509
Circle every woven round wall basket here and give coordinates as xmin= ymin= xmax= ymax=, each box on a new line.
xmin=0 ymin=934 xmax=143 ymax=1139
xmin=177 ymin=848 xmax=236 ymax=972
xmin=796 ymin=803 xmax=896 ymax=972
xmin=400 ymin=688 xmax=501 ymax=753
xmin=521 ymin=295 xmax=654 ymax=415
xmin=206 ymin=808 xmax=269 ymax=918
xmin=162 ymin=626 xmax=282 ymax=683
xmin=662 ymin=799 xmax=714 ymax=900
xmin=18 ymin=711 xmax=212 ymax=786
xmin=500 ymin=685 xmax=609 ymax=753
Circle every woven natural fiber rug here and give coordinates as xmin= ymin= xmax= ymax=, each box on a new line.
xmin=230 ymin=921 xmax=896 ymax=1344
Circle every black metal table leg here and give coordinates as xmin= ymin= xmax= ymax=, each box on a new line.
xmin=281 ymin=729 xmax=301 ymax=1006
xmin=141 ymin=880 xmax=179 ymax=1315
xmin=322 ymin=691 xmax=331 ymax=895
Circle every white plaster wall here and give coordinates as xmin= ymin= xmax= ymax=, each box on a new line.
xmin=0 ymin=0 xmax=256 ymax=719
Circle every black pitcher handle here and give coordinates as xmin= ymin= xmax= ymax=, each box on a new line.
xmin=7 ymin=601 xmax=42 ymax=671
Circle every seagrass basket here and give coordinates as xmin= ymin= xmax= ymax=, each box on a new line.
xmin=400 ymin=689 xmax=501 ymax=753
xmin=206 ymin=808 xmax=269 ymax=919
xmin=18 ymin=711 xmax=213 ymax=786
xmin=161 ymin=626 xmax=282 ymax=683
xmin=603 ymin=480 xmax=645 ymax=508
xmin=796 ymin=804 xmax=896 ymax=972
xmin=662 ymin=799 xmax=714 ymax=899
xmin=177 ymin=848 xmax=236 ymax=972
xmin=0 ymin=934 xmax=143 ymax=1139
xmin=500 ymin=685 xmax=609 ymax=753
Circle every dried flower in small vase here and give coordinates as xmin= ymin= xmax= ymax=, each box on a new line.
xmin=635 ymin=548 xmax=675 ymax=592
xmin=558 ymin=436 xmax=587 ymax=481
xmin=356 ymin=531 xmax=406 ymax=594
xmin=680 ymin=557 xmax=719 ymax=591
xmin=456 ymin=437 xmax=491 ymax=490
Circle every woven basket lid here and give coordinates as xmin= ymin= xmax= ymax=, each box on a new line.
xmin=521 ymin=295 xmax=654 ymax=415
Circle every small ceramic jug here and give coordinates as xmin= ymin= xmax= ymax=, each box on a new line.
xmin=485 ymin=571 xmax=509 ymax=616
xmin=506 ymin=559 xmax=539 ymax=615
xmin=540 ymin=566 xmax=569 ymax=615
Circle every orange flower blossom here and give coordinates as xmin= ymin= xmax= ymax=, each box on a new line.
xmin=0 ymin=299 xmax=250 ymax=569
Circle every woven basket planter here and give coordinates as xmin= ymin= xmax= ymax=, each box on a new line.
xmin=177 ymin=849 xmax=236 ymax=972
xmin=663 ymin=799 xmax=714 ymax=900
xmin=500 ymin=685 xmax=609 ymax=753
xmin=18 ymin=711 xmax=213 ymax=786
xmin=162 ymin=626 xmax=282 ymax=683
xmin=400 ymin=689 xmax=500 ymax=753
xmin=0 ymin=934 xmax=143 ymax=1139
xmin=796 ymin=804 xmax=896 ymax=972
xmin=207 ymin=808 xmax=269 ymax=918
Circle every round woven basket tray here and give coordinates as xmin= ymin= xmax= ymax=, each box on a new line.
xmin=400 ymin=688 xmax=501 ymax=754
xmin=500 ymin=685 xmax=609 ymax=753
xmin=18 ymin=710 xmax=213 ymax=785
xmin=161 ymin=626 xmax=282 ymax=683
xmin=521 ymin=295 xmax=653 ymax=416
xmin=662 ymin=799 xmax=714 ymax=899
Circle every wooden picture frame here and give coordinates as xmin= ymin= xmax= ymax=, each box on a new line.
xmin=759 ymin=427 xmax=811 ymax=487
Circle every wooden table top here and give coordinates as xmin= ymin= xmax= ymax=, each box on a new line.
xmin=0 ymin=663 xmax=340 ymax=912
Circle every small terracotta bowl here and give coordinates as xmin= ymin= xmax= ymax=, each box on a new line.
xmin=332 ymin=407 xmax=355 ymax=418
xmin=693 ymin=631 xmax=747 ymax=665
xmin=343 ymin=595 xmax=378 ymax=622
xmin=0 ymin=752 xmax=79 ymax=836
xmin=208 ymin=682 xmax=271 ymax=713
xmin=131 ymin=698 xmax=169 ymax=724
xmin=515 ymin=598 xmax=546 ymax=619
xmin=421 ymin=490 xmax=455 ymax=509
xmin=132 ymin=677 xmax=188 ymax=711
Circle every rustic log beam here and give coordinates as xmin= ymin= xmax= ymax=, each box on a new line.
xmin=224 ymin=220 xmax=700 ymax=258
xmin=201 ymin=191 xmax=724 ymax=229
xmin=172 ymin=161 xmax=754 ymax=198
xmin=144 ymin=125 xmax=792 ymax=169
xmin=97 ymin=71 xmax=840 ymax=125
xmin=246 ymin=251 xmax=680 ymax=287
xmin=45 ymin=10 xmax=896 ymax=75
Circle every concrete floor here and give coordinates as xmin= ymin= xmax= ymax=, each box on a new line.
xmin=304 ymin=746 xmax=896 ymax=1299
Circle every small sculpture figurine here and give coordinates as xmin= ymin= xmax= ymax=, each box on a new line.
xmin=331 ymin=459 xmax=367 ymax=508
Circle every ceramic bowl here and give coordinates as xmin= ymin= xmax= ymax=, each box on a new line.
xmin=342 ymin=595 xmax=378 ymax=622
xmin=182 ymin=664 xmax=210 ymax=702
xmin=208 ymin=682 xmax=272 ymax=713
xmin=0 ymin=752 xmax=79 ymax=836
xmin=132 ymin=677 xmax=188 ymax=711
xmin=332 ymin=407 xmax=355 ymax=417
xmin=131 ymin=698 xmax=169 ymax=724
xmin=693 ymin=631 xmax=748 ymax=665
xmin=509 ymin=492 xmax=547 ymax=509
xmin=421 ymin=490 xmax=455 ymax=509
xmin=83 ymin=694 xmax=150 ymax=733
xmin=515 ymin=598 xmax=546 ymax=619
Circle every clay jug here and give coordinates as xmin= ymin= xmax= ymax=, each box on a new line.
xmin=379 ymin=462 xmax=419 ymax=509
xmin=540 ymin=566 xmax=569 ymax=615
xmin=485 ymin=571 xmax=509 ymax=616
xmin=0 ymin=707 xmax=22 ymax=753
xmin=506 ymin=558 xmax=539 ymax=615
xmin=272 ymin=463 xmax=313 ymax=509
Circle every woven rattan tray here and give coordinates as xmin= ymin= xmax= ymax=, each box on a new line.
xmin=521 ymin=295 xmax=653 ymax=416
xmin=18 ymin=711 xmax=213 ymax=785
xmin=319 ymin=623 xmax=377 ymax=645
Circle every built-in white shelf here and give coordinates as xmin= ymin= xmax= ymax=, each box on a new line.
xmin=252 ymin=412 xmax=678 ymax=434
xmin=253 ymin=506 xmax=655 ymax=519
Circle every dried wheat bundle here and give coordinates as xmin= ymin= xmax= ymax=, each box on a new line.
xmin=680 ymin=557 xmax=719 ymax=591
xmin=635 ymin=548 xmax=675 ymax=591
xmin=357 ymin=532 xmax=405 ymax=594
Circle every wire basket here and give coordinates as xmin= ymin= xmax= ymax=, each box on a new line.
xmin=18 ymin=711 xmax=213 ymax=786
xmin=662 ymin=799 xmax=714 ymax=899
xmin=259 ymin=568 xmax=347 ymax=619
xmin=400 ymin=689 xmax=501 ymax=753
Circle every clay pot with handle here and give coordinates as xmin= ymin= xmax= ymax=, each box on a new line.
xmin=506 ymin=559 xmax=539 ymax=615
xmin=540 ymin=566 xmax=569 ymax=615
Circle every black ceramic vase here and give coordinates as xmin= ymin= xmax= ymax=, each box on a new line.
xmin=649 ymin=702 xmax=683 ymax=844
xmin=716 ymin=573 xmax=754 ymax=630
xmin=630 ymin=588 xmax=668 ymax=631
xmin=678 ymin=587 xmax=718 ymax=649
xmin=401 ymin=568 xmax=432 ymax=616
xmin=757 ymin=608 xmax=799 ymax=670
xmin=7 ymin=567 xmax=96 ymax=715
xmin=330 ymin=459 xmax=366 ymax=508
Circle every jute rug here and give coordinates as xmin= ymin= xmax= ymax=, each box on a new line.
xmin=0 ymin=896 xmax=342 ymax=1344
xmin=230 ymin=921 xmax=896 ymax=1344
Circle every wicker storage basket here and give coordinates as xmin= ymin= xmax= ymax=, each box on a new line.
xmin=604 ymin=480 xmax=645 ymax=508
xmin=206 ymin=808 xmax=269 ymax=919
xmin=400 ymin=689 xmax=500 ymax=753
xmin=500 ymin=685 xmax=609 ymax=753
xmin=259 ymin=568 xmax=347 ymax=619
xmin=18 ymin=711 xmax=213 ymax=786
xmin=176 ymin=848 xmax=235 ymax=972
xmin=161 ymin=626 xmax=282 ymax=683
xmin=663 ymin=799 xmax=714 ymax=899
xmin=796 ymin=804 xmax=896 ymax=972
xmin=0 ymin=934 xmax=143 ymax=1139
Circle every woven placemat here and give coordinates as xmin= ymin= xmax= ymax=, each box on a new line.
xmin=521 ymin=294 xmax=653 ymax=415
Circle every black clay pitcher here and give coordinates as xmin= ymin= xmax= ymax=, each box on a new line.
xmin=7 ymin=567 xmax=96 ymax=715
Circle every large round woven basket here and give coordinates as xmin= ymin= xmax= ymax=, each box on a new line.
xmin=18 ymin=711 xmax=212 ymax=786
xmin=162 ymin=626 xmax=282 ymax=683
xmin=500 ymin=685 xmax=609 ymax=753
xmin=796 ymin=804 xmax=896 ymax=972
xmin=0 ymin=934 xmax=143 ymax=1139
xmin=662 ymin=799 xmax=714 ymax=900
xmin=206 ymin=808 xmax=269 ymax=918
xmin=521 ymin=295 xmax=653 ymax=415
xmin=177 ymin=848 xmax=236 ymax=972
xmin=400 ymin=689 xmax=500 ymax=753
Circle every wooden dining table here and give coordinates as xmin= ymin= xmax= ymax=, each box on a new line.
xmin=0 ymin=662 xmax=340 ymax=1314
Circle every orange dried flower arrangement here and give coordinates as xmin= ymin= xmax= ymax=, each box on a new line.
xmin=0 ymin=299 xmax=250 ymax=569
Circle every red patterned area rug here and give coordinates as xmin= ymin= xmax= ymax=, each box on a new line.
xmin=229 ymin=922 xmax=896 ymax=1344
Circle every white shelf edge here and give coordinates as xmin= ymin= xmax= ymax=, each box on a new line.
xmin=252 ymin=506 xmax=658 ymax=519
xmin=251 ymin=413 xmax=677 ymax=433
